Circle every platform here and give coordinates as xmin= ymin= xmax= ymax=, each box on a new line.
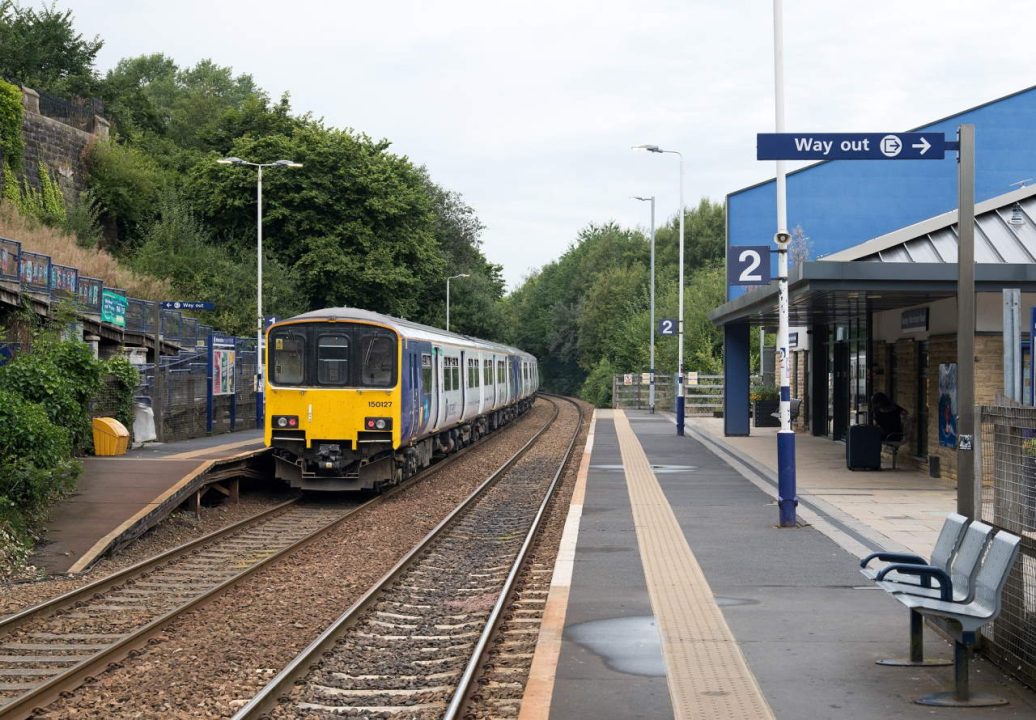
xmin=31 ymin=430 xmax=268 ymax=575
xmin=520 ymin=410 xmax=1036 ymax=719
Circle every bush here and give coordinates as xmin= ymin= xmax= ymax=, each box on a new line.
xmin=0 ymin=79 xmax=24 ymax=171
xmin=0 ymin=340 xmax=99 ymax=453
xmin=580 ymin=357 xmax=615 ymax=408
xmin=104 ymin=355 xmax=140 ymax=432
xmin=85 ymin=139 xmax=163 ymax=248
xmin=0 ymin=387 xmax=79 ymax=529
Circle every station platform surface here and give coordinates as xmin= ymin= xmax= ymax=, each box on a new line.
xmin=519 ymin=410 xmax=1036 ymax=720
xmin=31 ymin=429 xmax=266 ymax=575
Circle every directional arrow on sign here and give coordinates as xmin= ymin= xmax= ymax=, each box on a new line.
xmin=912 ymin=137 xmax=931 ymax=155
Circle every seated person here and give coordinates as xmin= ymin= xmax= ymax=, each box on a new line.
xmin=871 ymin=392 xmax=906 ymax=441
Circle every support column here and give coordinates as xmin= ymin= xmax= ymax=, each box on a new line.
xmin=724 ymin=322 xmax=750 ymax=436
xmin=811 ymin=323 xmax=829 ymax=437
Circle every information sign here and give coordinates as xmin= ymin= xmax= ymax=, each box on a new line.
xmin=160 ymin=301 xmax=215 ymax=311
xmin=757 ymin=132 xmax=946 ymax=161
xmin=727 ymin=245 xmax=772 ymax=286
xmin=101 ymin=289 xmax=127 ymax=328
xmin=658 ymin=318 xmax=677 ymax=336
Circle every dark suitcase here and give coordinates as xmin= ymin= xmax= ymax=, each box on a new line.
xmin=846 ymin=424 xmax=882 ymax=470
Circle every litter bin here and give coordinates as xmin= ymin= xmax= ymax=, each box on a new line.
xmin=92 ymin=417 xmax=129 ymax=456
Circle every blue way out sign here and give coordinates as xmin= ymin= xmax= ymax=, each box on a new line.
xmin=757 ymin=132 xmax=946 ymax=161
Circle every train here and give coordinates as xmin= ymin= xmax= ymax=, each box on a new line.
xmin=263 ymin=307 xmax=539 ymax=491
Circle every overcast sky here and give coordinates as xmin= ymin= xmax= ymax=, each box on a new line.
xmin=67 ymin=0 xmax=1036 ymax=288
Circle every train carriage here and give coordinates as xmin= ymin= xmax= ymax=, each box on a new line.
xmin=264 ymin=307 xmax=538 ymax=491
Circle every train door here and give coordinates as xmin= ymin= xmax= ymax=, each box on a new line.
xmin=403 ymin=347 xmax=419 ymax=438
xmin=419 ymin=350 xmax=432 ymax=434
xmin=460 ymin=350 xmax=466 ymax=421
xmin=433 ymin=346 xmax=444 ymax=430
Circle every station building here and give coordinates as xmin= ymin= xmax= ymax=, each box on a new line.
xmin=712 ymin=85 xmax=1036 ymax=480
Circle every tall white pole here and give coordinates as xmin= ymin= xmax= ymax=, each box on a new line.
xmin=774 ymin=0 xmax=797 ymax=526
xmin=446 ymin=276 xmax=452 ymax=332
xmin=649 ymin=196 xmax=656 ymax=413
xmin=676 ymin=153 xmax=685 ymax=435
xmin=256 ymin=164 xmax=264 ymax=428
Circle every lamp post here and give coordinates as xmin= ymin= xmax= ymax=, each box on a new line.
xmin=217 ymin=156 xmax=303 ymax=428
xmin=771 ymin=0 xmax=797 ymax=527
xmin=446 ymin=273 xmax=469 ymax=332
xmin=633 ymin=195 xmax=656 ymax=413
xmin=634 ymin=144 xmax=684 ymax=435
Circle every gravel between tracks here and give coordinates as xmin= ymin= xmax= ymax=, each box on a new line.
xmin=2 ymin=492 xmax=296 ymax=620
xmin=24 ymin=399 xmax=576 ymax=719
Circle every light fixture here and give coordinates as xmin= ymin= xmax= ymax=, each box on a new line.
xmin=1009 ymin=202 xmax=1025 ymax=227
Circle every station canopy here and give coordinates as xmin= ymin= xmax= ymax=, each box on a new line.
xmin=709 ymin=183 xmax=1036 ymax=328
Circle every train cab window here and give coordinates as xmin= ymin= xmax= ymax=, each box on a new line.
xmin=272 ymin=333 xmax=305 ymax=385
xmin=361 ymin=334 xmax=396 ymax=387
xmin=317 ymin=334 xmax=350 ymax=385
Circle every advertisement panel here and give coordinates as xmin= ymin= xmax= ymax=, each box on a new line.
xmin=212 ymin=347 xmax=236 ymax=396
xmin=19 ymin=251 xmax=50 ymax=292
xmin=0 ymin=237 xmax=19 ymax=281
xmin=49 ymin=264 xmax=78 ymax=297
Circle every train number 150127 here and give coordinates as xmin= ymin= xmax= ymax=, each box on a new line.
xmin=368 ymin=401 xmax=393 ymax=408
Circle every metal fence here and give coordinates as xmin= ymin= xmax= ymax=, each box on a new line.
xmin=36 ymin=88 xmax=105 ymax=131
xmin=612 ymin=373 xmax=722 ymax=414
xmin=139 ymin=344 xmax=259 ymax=443
xmin=977 ymin=404 xmax=1036 ymax=687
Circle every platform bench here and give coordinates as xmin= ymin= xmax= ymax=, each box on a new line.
xmin=865 ymin=524 xmax=1021 ymax=707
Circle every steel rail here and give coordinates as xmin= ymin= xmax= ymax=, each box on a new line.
xmin=0 ymin=402 xmax=536 ymax=720
xmin=231 ymin=393 xmax=566 ymax=719
xmin=444 ymin=394 xmax=583 ymax=718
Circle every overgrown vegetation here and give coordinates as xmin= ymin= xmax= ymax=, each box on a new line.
xmin=504 ymin=200 xmax=728 ymax=405
xmin=0 ymin=301 xmax=144 ymax=576
xmin=0 ymin=78 xmax=24 ymax=170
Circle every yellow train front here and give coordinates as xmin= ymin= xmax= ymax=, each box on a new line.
xmin=264 ymin=307 xmax=539 ymax=491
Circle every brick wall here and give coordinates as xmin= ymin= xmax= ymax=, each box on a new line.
xmin=903 ymin=333 xmax=1003 ymax=481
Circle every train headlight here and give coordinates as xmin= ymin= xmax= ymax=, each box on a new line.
xmin=375 ymin=418 xmax=387 ymax=430
xmin=364 ymin=417 xmax=392 ymax=431
xmin=273 ymin=415 xmax=299 ymax=429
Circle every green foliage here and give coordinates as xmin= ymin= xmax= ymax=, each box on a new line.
xmin=190 ymin=123 xmax=448 ymax=321
xmin=0 ymin=78 xmax=24 ymax=171
xmin=0 ymin=1 xmax=102 ymax=96
xmin=580 ymin=357 xmax=616 ymax=408
xmin=0 ymin=348 xmax=88 ymax=452
xmin=85 ymin=139 xmax=163 ymax=248
xmin=131 ymin=192 xmax=302 ymax=334
xmin=1 ymin=162 xmax=18 ymax=205
xmin=3 ymin=161 xmax=68 ymax=226
xmin=63 ymin=190 xmax=103 ymax=247
xmin=0 ymin=386 xmax=79 ymax=533
xmin=103 ymin=355 xmax=140 ymax=432
xmin=751 ymin=384 xmax=779 ymax=402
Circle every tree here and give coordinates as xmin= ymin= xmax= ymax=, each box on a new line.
xmin=0 ymin=1 xmax=102 ymax=95
xmin=189 ymin=122 xmax=447 ymax=321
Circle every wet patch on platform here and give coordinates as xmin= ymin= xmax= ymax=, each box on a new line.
xmin=566 ymin=616 xmax=666 ymax=677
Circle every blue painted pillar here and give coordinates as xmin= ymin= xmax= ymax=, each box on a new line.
xmin=724 ymin=322 xmax=750 ymax=436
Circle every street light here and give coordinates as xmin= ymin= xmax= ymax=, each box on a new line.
xmin=633 ymin=195 xmax=656 ymax=413
xmin=217 ymin=156 xmax=303 ymax=428
xmin=446 ymin=273 xmax=469 ymax=332
xmin=633 ymin=144 xmax=685 ymax=435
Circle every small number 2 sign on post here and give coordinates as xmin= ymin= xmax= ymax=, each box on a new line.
xmin=658 ymin=319 xmax=677 ymax=336
xmin=727 ymin=245 xmax=772 ymax=286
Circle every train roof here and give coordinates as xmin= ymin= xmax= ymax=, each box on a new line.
xmin=277 ymin=307 xmax=536 ymax=360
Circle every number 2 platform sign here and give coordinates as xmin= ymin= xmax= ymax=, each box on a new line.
xmin=727 ymin=245 xmax=771 ymax=287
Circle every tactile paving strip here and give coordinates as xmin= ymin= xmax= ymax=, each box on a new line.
xmin=613 ymin=410 xmax=775 ymax=720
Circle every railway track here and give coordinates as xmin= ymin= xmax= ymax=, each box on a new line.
xmin=0 ymin=402 xmax=545 ymax=720
xmin=233 ymin=394 xmax=582 ymax=720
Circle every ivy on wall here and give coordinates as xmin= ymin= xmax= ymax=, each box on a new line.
xmin=0 ymin=79 xmax=24 ymax=171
